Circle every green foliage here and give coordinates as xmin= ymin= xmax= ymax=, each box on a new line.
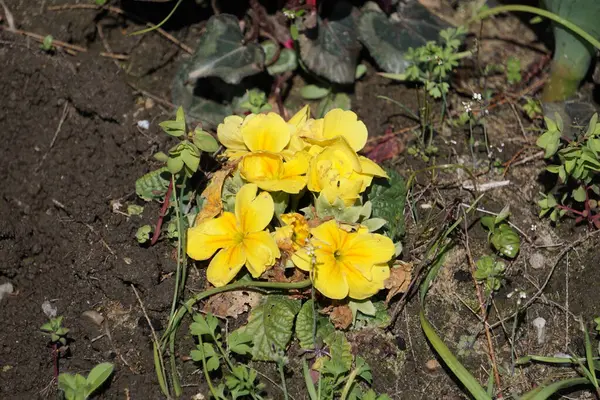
xmin=40 ymin=316 xmax=69 ymax=346
xmin=367 ymin=170 xmax=407 ymax=240
xmin=300 ymin=84 xmax=331 ymax=100
xmin=135 ymin=168 xmax=170 ymax=201
xmin=40 ymin=35 xmax=54 ymax=52
xmin=58 ymin=363 xmax=114 ymax=400
xmin=223 ymin=364 xmax=266 ymax=399
xmin=474 ymin=256 xmax=506 ymax=294
xmin=295 ymin=300 xmax=334 ymax=349
xmin=135 ymin=225 xmax=152 ymax=244
xmin=236 ymin=295 xmax=301 ymax=361
xmin=480 ymin=207 xmax=520 ymax=258
xmin=381 ymin=26 xmax=468 ymax=98
xmin=537 ymin=113 xmax=600 ymax=227
xmin=94 ymin=0 xmax=107 ymax=6
xmin=127 ymin=204 xmax=144 ymax=216
xmin=505 ymin=56 xmax=522 ymax=84
xmin=262 ymin=41 xmax=298 ymax=76
xmin=351 ymin=300 xmax=391 ymax=329
xmin=193 ymin=127 xmax=220 ymax=153
xmin=238 ymin=89 xmax=272 ymax=114
xmin=523 ymin=97 xmax=542 ymax=120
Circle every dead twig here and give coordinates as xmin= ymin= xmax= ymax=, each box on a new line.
xmin=100 ymin=52 xmax=129 ymax=60
xmin=0 ymin=26 xmax=86 ymax=54
xmin=47 ymin=4 xmax=193 ymax=54
xmin=37 ymin=102 xmax=70 ymax=172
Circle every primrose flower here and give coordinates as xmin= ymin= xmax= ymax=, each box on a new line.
xmin=275 ymin=213 xmax=310 ymax=254
xmin=307 ymin=138 xmax=387 ymax=205
xmin=292 ymin=220 xmax=395 ymax=300
xmin=187 ymin=184 xmax=280 ymax=287
xmin=239 ymin=151 xmax=309 ymax=194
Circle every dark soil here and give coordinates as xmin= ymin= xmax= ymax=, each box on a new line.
xmin=1 ymin=1 xmax=600 ymax=400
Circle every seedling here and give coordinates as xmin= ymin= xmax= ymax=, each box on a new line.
xmin=505 ymin=56 xmax=522 ymax=85
xmin=41 ymin=316 xmax=69 ymax=378
xmin=40 ymin=35 xmax=54 ymax=52
xmin=58 ymin=362 xmax=114 ymax=400
xmin=473 ymin=255 xmax=506 ymax=294
xmin=480 ymin=206 xmax=521 ymax=258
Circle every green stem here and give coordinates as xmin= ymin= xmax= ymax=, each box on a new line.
xmin=213 ymin=333 xmax=235 ymax=372
xmin=339 ymin=368 xmax=360 ymax=400
xmin=278 ymin=359 xmax=290 ymax=400
xmin=473 ymin=5 xmax=600 ymax=51
xmin=197 ymin=334 xmax=223 ymax=400
xmin=130 ymin=0 xmax=184 ymax=36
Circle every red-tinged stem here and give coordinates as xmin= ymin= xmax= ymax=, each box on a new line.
xmin=556 ymin=204 xmax=585 ymax=217
xmin=52 ymin=343 xmax=59 ymax=379
xmin=151 ymin=178 xmax=173 ymax=245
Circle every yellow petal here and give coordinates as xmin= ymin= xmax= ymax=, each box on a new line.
xmin=291 ymin=248 xmax=312 ymax=271
xmin=242 ymin=113 xmax=291 ymax=153
xmin=322 ymin=109 xmax=367 ymax=152
xmin=358 ymin=156 xmax=388 ymax=177
xmin=206 ymin=245 xmax=246 ymax=287
xmin=235 ymin=183 xmax=274 ymax=233
xmin=313 ymin=258 xmax=349 ymax=300
xmin=282 ymin=151 xmax=310 ymax=177
xmin=343 ymin=232 xmax=396 ymax=268
xmin=240 ymin=152 xmax=283 ymax=182
xmin=187 ymin=213 xmax=237 ymax=260
xmin=217 ymin=116 xmax=245 ymax=150
xmin=243 ymin=231 xmax=280 ymax=277
xmin=256 ymin=177 xmax=307 ymax=194
xmin=345 ymin=264 xmax=390 ymax=300
xmin=320 ymin=137 xmax=362 ymax=175
xmin=321 ymin=178 xmax=362 ymax=206
xmin=311 ymin=220 xmax=341 ymax=249
xmin=288 ymin=105 xmax=310 ymax=128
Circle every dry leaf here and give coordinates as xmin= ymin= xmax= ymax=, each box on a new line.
xmin=194 ymin=165 xmax=234 ymax=226
xmin=384 ymin=261 xmax=413 ymax=305
xmin=202 ymin=290 xmax=262 ymax=319
xmin=329 ymin=304 xmax=353 ymax=330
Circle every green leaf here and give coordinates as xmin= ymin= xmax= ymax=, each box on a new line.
xmin=193 ymin=128 xmax=219 ymax=153
xmin=85 ymin=363 xmax=114 ymax=397
xmin=316 ymin=93 xmax=351 ymax=117
xmin=227 ymin=331 xmax=253 ymax=355
xmin=480 ymin=215 xmax=496 ymax=232
xmin=190 ymin=313 xmax=219 ymax=337
xmin=490 ymin=224 xmax=520 ymax=258
xmin=159 ymin=106 xmax=186 ymax=137
xmin=298 ymin=1 xmax=360 ymax=84
xmin=536 ymin=121 xmax=562 ymax=158
xmin=355 ymin=64 xmax=367 ymax=79
xmin=135 ymin=225 xmax=152 ymax=244
xmin=348 ymin=300 xmax=377 ymax=325
xmin=127 ymin=204 xmax=144 ymax=216
xmin=262 ymin=41 xmax=298 ymax=75
xmin=494 ymin=205 xmax=511 ymax=224
xmin=238 ymin=295 xmax=301 ymax=361
xmin=324 ymin=331 xmax=352 ymax=370
xmin=361 ymin=218 xmax=387 ymax=232
xmin=300 ymin=84 xmax=330 ymax=100
xmin=135 ymin=168 xmax=170 ymax=201
xmin=520 ymin=377 xmax=590 ymax=400
xmin=358 ymin=3 xmax=447 ymax=74
xmin=166 ymin=155 xmax=184 ymax=174
xmin=367 ymin=170 xmax=407 ymax=240
xmin=296 ymin=300 xmax=316 ymax=350
xmin=303 ymin=360 xmax=319 ymax=400
xmin=572 ymin=186 xmax=587 ymax=202
xmin=186 ymin=14 xmax=264 ymax=84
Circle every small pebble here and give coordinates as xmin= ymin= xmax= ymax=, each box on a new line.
xmin=0 ymin=283 xmax=14 ymax=302
xmin=144 ymin=98 xmax=155 ymax=109
xmin=137 ymin=120 xmax=150 ymax=130
xmin=425 ymin=359 xmax=440 ymax=372
xmin=81 ymin=310 xmax=105 ymax=327
xmin=41 ymin=300 xmax=57 ymax=317
xmin=529 ymin=252 xmax=546 ymax=270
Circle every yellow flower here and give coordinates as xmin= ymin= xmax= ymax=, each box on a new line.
xmin=292 ymin=220 xmax=395 ymax=300
xmin=242 ymin=112 xmax=292 ymax=153
xmin=314 ymin=109 xmax=368 ymax=152
xmin=239 ymin=151 xmax=310 ymax=194
xmin=287 ymin=117 xmax=324 ymax=153
xmin=217 ymin=115 xmax=246 ymax=159
xmin=275 ymin=213 xmax=310 ymax=253
xmin=306 ymin=138 xmax=386 ymax=205
xmin=187 ymin=184 xmax=280 ymax=287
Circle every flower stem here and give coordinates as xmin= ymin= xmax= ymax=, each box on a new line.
xmin=278 ymin=358 xmax=289 ymax=400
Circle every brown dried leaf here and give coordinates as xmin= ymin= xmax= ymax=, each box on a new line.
xmin=329 ymin=304 xmax=353 ymax=330
xmin=194 ymin=165 xmax=234 ymax=226
xmin=202 ymin=290 xmax=262 ymax=319
xmin=384 ymin=261 xmax=413 ymax=305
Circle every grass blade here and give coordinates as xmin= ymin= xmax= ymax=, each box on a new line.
xmin=584 ymin=325 xmax=599 ymax=388
xmin=303 ymin=360 xmax=319 ymax=400
xmin=520 ymin=377 xmax=590 ymax=400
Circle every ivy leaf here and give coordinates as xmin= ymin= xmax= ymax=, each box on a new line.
xmin=298 ymin=1 xmax=361 ymax=84
xmin=238 ymin=295 xmax=301 ymax=361
xmin=358 ymin=3 xmax=447 ymax=74
xmin=367 ymin=169 xmax=407 ymax=240
xmin=135 ymin=168 xmax=171 ymax=201
xmin=262 ymin=41 xmax=298 ymax=75
xmin=186 ymin=14 xmax=264 ymax=84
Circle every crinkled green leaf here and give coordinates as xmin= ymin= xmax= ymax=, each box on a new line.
xmin=298 ymin=1 xmax=360 ymax=84
xmin=135 ymin=225 xmax=152 ymax=244
xmin=296 ymin=300 xmax=317 ymax=349
xmin=324 ymin=331 xmax=353 ymax=370
xmin=238 ymin=295 xmax=300 ymax=361
xmin=186 ymin=14 xmax=264 ymax=84
xmin=367 ymin=169 xmax=407 ymax=240
xmin=358 ymin=3 xmax=447 ymax=74
xmin=490 ymin=224 xmax=520 ymax=259
xmin=135 ymin=168 xmax=170 ymax=201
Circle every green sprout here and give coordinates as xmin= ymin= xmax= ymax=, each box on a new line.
xmin=40 ymin=35 xmax=54 ymax=52
xmin=41 ymin=316 xmax=69 ymax=346
xmin=58 ymin=363 xmax=114 ymax=400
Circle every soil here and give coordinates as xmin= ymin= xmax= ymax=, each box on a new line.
xmin=1 ymin=1 xmax=600 ymax=400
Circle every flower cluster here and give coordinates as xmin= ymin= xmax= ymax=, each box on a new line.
xmin=187 ymin=107 xmax=395 ymax=300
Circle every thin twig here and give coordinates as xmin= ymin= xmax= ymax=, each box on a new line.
xmin=96 ymin=23 xmax=120 ymax=69
xmin=127 ymin=82 xmax=175 ymax=109
xmin=131 ymin=284 xmax=163 ymax=359
xmin=509 ymin=102 xmax=527 ymax=138
xmin=47 ymin=4 xmax=193 ymax=54
xmin=459 ymin=203 xmax=533 ymax=243
xmin=100 ymin=52 xmax=129 ymax=60
xmin=462 ymin=209 xmax=503 ymax=396
xmin=0 ymin=0 xmax=15 ymax=31
xmin=37 ymin=102 xmax=70 ymax=171
xmin=0 ymin=26 xmax=86 ymax=53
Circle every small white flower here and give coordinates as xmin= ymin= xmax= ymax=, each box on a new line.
xmin=472 ymin=93 xmax=482 ymax=101
xmin=530 ymin=224 xmax=537 ymax=232
xmin=462 ymin=101 xmax=472 ymax=113
xmin=283 ymin=10 xmax=295 ymax=19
